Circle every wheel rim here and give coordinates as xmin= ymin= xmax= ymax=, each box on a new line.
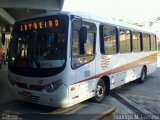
xmin=96 ymin=85 xmax=104 ymax=98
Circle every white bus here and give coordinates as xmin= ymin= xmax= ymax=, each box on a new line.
xmin=7 ymin=11 xmax=157 ymax=108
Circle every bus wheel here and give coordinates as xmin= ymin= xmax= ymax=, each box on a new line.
xmin=138 ymin=67 xmax=146 ymax=83
xmin=93 ymin=79 xmax=106 ymax=103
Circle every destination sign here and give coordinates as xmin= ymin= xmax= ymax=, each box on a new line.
xmin=20 ymin=19 xmax=59 ymax=31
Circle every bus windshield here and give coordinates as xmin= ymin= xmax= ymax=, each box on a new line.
xmin=8 ymin=15 xmax=68 ymax=77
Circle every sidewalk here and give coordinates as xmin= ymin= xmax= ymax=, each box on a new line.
xmin=0 ymin=64 xmax=8 ymax=72
xmin=0 ymin=63 xmax=13 ymax=104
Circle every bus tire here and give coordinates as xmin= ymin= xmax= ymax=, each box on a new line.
xmin=138 ymin=67 xmax=146 ymax=83
xmin=93 ymin=79 xmax=106 ymax=103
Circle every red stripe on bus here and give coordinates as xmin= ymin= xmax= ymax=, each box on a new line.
xmin=74 ymin=53 xmax=157 ymax=84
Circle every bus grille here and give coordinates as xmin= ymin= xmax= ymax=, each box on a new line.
xmin=18 ymin=92 xmax=40 ymax=103
xmin=16 ymin=82 xmax=44 ymax=91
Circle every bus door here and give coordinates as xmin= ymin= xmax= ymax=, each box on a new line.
xmin=74 ymin=56 xmax=96 ymax=99
xmin=71 ymin=19 xmax=97 ymax=100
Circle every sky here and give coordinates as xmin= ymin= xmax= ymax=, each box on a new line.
xmin=62 ymin=0 xmax=160 ymax=23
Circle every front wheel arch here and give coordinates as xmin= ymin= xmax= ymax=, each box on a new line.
xmin=137 ymin=66 xmax=147 ymax=83
xmin=93 ymin=79 xmax=106 ymax=103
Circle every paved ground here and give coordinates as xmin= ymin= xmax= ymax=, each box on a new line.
xmin=113 ymin=67 xmax=160 ymax=115
xmin=0 ymin=64 xmax=15 ymax=104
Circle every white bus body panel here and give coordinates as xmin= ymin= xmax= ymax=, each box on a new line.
xmin=8 ymin=12 xmax=157 ymax=107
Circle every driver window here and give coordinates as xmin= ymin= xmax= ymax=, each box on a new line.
xmin=71 ymin=20 xmax=96 ymax=69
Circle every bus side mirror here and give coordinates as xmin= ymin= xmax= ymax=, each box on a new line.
xmin=79 ymin=27 xmax=87 ymax=55
xmin=2 ymin=33 xmax=5 ymax=45
xmin=79 ymin=27 xmax=87 ymax=43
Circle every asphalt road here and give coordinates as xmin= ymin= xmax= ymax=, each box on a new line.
xmin=113 ymin=67 xmax=160 ymax=115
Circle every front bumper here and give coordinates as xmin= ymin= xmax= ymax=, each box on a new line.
xmin=8 ymin=82 xmax=71 ymax=108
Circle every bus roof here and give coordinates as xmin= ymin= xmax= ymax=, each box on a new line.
xmin=18 ymin=11 xmax=156 ymax=35
xmin=68 ymin=11 xmax=156 ymax=34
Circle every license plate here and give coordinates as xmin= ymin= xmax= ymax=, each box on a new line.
xmin=22 ymin=91 xmax=32 ymax=97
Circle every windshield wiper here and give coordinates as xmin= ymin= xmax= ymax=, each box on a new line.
xmin=14 ymin=48 xmax=24 ymax=66
xmin=31 ymin=56 xmax=40 ymax=68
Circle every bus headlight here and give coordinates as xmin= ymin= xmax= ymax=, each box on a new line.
xmin=45 ymin=80 xmax=62 ymax=93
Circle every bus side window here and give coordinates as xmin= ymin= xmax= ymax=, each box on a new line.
xmin=72 ymin=31 xmax=80 ymax=56
xmin=132 ymin=32 xmax=141 ymax=52
xmin=71 ymin=20 xmax=96 ymax=69
xmin=119 ymin=29 xmax=131 ymax=53
xmin=100 ymin=24 xmax=117 ymax=55
xmin=143 ymin=33 xmax=150 ymax=51
xmin=151 ymin=34 xmax=157 ymax=50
